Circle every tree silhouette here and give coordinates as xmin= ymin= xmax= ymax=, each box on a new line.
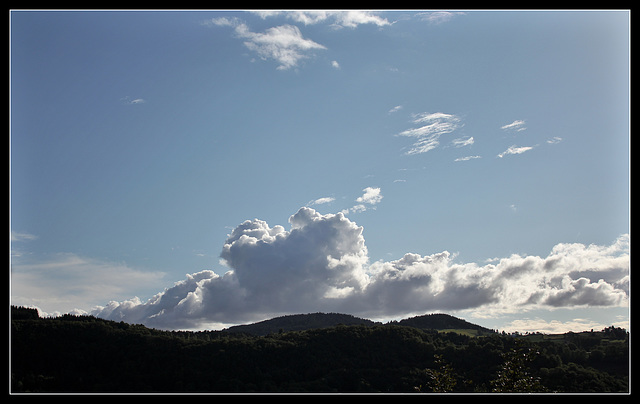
xmin=417 ymin=354 xmax=457 ymax=392
xmin=490 ymin=345 xmax=545 ymax=393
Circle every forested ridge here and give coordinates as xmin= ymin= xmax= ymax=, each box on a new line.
xmin=10 ymin=306 xmax=629 ymax=393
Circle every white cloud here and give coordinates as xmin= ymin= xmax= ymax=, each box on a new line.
xmin=10 ymin=230 xmax=38 ymax=258
xmin=120 ymin=96 xmax=145 ymax=105
xmin=497 ymin=145 xmax=534 ymax=158
xmin=253 ymin=10 xmax=391 ymax=28
xmin=204 ymin=16 xmax=241 ymax=27
xmin=412 ymin=112 xmax=457 ymax=124
xmin=207 ymin=11 xmax=390 ymax=70
xmin=452 ymin=136 xmax=474 ymax=148
xmin=10 ymin=230 xmax=37 ymax=242
xmin=253 ymin=10 xmax=330 ymax=25
xmin=547 ymin=136 xmax=563 ymax=144
xmin=501 ymin=119 xmax=526 ymax=131
xmin=454 ymin=155 xmax=481 ymax=162
xmin=388 ymin=105 xmax=403 ymax=114
xmin=237 ymin=23 xmax=326 ymax=70
xmin=208 ymin=18 xmax=326 ymax=70
xmin=94 ymin=208 xmax=371 ymax=329
xmin=417 ymin=11 xmax=466 ymax=24
xmin=346 ymin=204 xmax=368 ymax=214
xmin=310 ymin=196 xmax=335 ymax=205
xmin=341 ymin=187 xmax=384 ymax=215
xmin=334 ymin=11 xmax=392 ymax=28
xmin=87 ymin=206 xmax=629 ymax=330
xmin=396 ymin=112 xmax=463 ymax=155
xmin=356 ymin=187 xmax=383 ymax=205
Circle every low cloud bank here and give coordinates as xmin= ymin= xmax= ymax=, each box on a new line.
xmin=92 ymin=207 xmax=629 ymax=330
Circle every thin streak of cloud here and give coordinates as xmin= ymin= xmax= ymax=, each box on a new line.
xmin=203 ymin=16 xmax=240 ymax=27
xmin=309 ymin=196 xmax=336 ymax=205
xmin=10 ymin=230 xmax=38 ymax=242
xmin=388 ymin=105 xmax=403 ymax=114
xmin=10 ymin=230 xmax=38 ymax=258
xmin=497 ymin=145 xmax=534 ymax=158
xmin=396 ymin=112 xmax=463 ymax=155
xmin=454 ymin=155 xmax=482 ymax=162
xmin=452 ymin=136 xmax=474 ymax=148
xmin=120 ymin=96 xmax=145 ymax=105
xmin=417 ymin=11 xmax=466 ymax=24
xmin=253 ymin=10 xmax=392 ymax=28
xmin=501 ymin=119 xmax=526 ymax=131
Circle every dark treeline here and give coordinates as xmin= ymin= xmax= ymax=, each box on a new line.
xmin=10 ymin=306 xmax=628 ymax=393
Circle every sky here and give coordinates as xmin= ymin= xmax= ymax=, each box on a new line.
xmin=10 ymin=10 xmax=630 ymax=333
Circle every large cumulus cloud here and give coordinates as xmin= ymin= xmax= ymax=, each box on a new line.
xmin=91 ymin=208 xmax=629 ymax=330
xmin=219 ymin=207 xmax=370 ymax=312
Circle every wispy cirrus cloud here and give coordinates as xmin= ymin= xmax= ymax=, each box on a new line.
xmin=501 ymin=119 xmax=527 ymax=132
xmin=454 ymin=155 xmax=481 ymax=162
xmin=332 ymin=10 xmax=392 ymax=28
xmin=452 ymin=136 xmax=474 ymax=148
xmin=10 ymin=230 xmax=38 ymax=258
xmin=388 ymin=105 xmax=403 ymax=114
xmin=396 ymin=112 xmax=463 ymax=155
xmin=309 ymin=196 xmax=336 ymax=206
xmin=204 ymin=16 xmax=239 ymax=27
xmin=120 ymin=96 xmax=145 ymax=105
xmin=252 ymin=10 xmax=392 ymax=28
xmin=416 ymin=11 xmax=466 ymax=24
xmin=10 ymin=230 xmax=37 ymax=242
xmin=497 ymin=145 xmax=535 ymax=158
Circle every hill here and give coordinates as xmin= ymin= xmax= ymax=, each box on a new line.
xmin=223 ymin=312 xmax=378 ymax=336
xmin=394 ymin=313 xmax=494 ymax=334
xmin=223 ymin=312 xmax=492 ymax=336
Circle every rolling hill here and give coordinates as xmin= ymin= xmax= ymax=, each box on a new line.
xmin=394 ymin=313 xmax=494 ymax=333
xmin=222 ymin=312 xmax=492 ymax=336
xmin=223 ymin=312 xmax=378 ymax=336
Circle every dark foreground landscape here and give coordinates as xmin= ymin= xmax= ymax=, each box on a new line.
xmin=10 ymin=306 xmax=629 ymax=393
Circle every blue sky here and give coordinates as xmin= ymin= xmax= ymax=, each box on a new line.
xmin=10 ymin=10 xmax=629 ymax=333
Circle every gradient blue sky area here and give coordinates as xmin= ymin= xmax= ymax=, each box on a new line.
xmin=10 ymin=10 xmax=629 ymax=332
